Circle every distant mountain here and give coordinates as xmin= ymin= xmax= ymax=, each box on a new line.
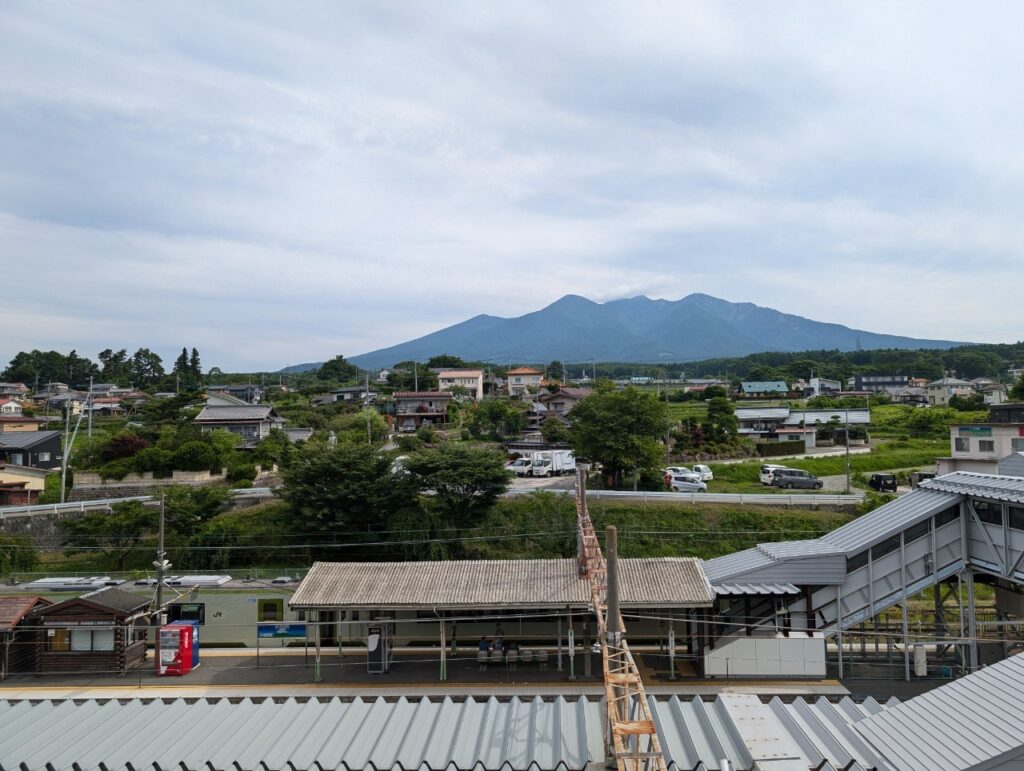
xmin=295 ymin=294 xmax=967 ymax=371
xmin=278 ymin=362 xmax=323 ymax=374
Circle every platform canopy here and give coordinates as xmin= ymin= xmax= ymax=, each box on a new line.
xmin=290 ymin=557 xmax=713 ymax=611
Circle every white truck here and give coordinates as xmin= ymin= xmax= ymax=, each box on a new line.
xmin=507 ymin=457 xmax=534 ymax=476
xmin=531 ymin=449 xmax=576 ymax=477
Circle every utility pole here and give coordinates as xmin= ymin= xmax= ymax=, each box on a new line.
xmin=365 ymin=371 xmax=372 ymax=446
xmin=844 ymin=407 xmax=851 ymax=494
xmin=87 ymin=376 xmax=93 ymax=439
xmin=154 ymin=492 xmax=169 ymax=614
xmin=60 ymin=399 xmax=70 ymax=503
xmin=414 ymin=362 xmax=418 ymax=392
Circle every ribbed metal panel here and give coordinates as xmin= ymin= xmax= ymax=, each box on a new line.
xmin=855 ymin=653 xmax=1024 ymax=771
xmin=921 ymin=471 xmax=1024 ymax=504
xmin=820 ymin=488 xmax=961 ymax=551
xmin=0 ymin=695 xmax=903 ymax=771
xmin=712 ymin=582 xmax=800 ymax=596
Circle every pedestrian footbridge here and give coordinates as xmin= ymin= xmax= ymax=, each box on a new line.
xmin=702 ymin=472 xmax=1024 ymax=672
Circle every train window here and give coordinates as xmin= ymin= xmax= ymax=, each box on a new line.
xmin=934 ymin=505 xmax=960 ymax=529
xmin=904 ymin=520 xmax=931 ymax=544
xmin=872 ymin=535 xmax=900 ymax=560
xmin=168 ymin=603 xmax=205 ymax=625
xmin=258 ymin=599 xmax=284 ymax=621
xmin=846 ymin=550 xmax=869 ymax=573
xmin=974 ymin=501 xmax=1003 ymax=526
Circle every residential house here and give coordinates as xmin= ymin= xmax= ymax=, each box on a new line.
xmin=978 ymin=383 xmax=1009 ymax=405
xmin=312 ymin=386 xmax=377 ymax=406
xmin=735 ymin=407 xmax=870 ymax=439
xmin=83 ymin=397 xmax=127 ymax=417
xmin=888 ymin=387 xmax=928 ymax=406
xmin=29 ymin=587 xmax=151 ymax=675
xmin=0 ymin=596 xmax=51 ymax=679
xmin=738 ymin=381 xmax=790 ymax=397
xmin=926 ymin=377 xmax=976 ymax=406
xmin=0 ymin=431 xmax=63 ymax=469
xmin=937 ymin=424 xmax=1024 ymax=475
xmin=794 ymin=377 xmax=842 ymax=397
xmin=850 ymin=374 xmax=910 ymax=393
xmin=285 ymin=427 xmax=315 ymax=443
xmin=0 ymin=383 xmax=29 ymax=398
xmin=538 ymin=387 xmax=591 ymax=418
xmin=194 ymin=403 xmax=285 ymax=441
xmin=0 ymin=399 xmax=23 ymax=416
xmin=437 ymin=369 xmax=484 ymax=401
xmin=393 ymin=391 xmax=453 ymax=432
xmin=0 ymin=415 xmax=46 ymax=433
xmin=208 ymin=384 xmax=264 ymax=404
xmin=376 ymin=369 xmax=390 ymax=384
xmin=506 ymin=367 xmax=543 ymax=397
xmin=1007 ymin=366 xmax=1024 ymax=383
xmin=42 ymin=392 xmax=85 ymax=415
xmin=0 ymin=463 xmax=50 ymax=505
xmin=90 ymin=384 xmax=134 ymax=398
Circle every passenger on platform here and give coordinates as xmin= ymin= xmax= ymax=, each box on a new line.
xmin=494 ymin=623 xmax=505 ymax=650
xmin=478 ymin=636 xmax=491 ymax=652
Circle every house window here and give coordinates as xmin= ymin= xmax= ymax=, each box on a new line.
xmin=1011 ymin=438 xmax=1024 ymax=453
xmin=69 ymin=628 xmax=115 ymax=651
xmin=954 ymin=438 xmax=969 ymax=452
xmin=9 ymin=453 xmax=23 ymax=465
xmin=978 ymin=440 xmax=995 ymax=453
xmin=37 ymin=452 xmax=51 ymax=462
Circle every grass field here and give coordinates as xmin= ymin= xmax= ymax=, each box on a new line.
xmin=707 ymin=438 xmax=947 ymax=484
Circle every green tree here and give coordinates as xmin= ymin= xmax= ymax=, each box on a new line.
xmin=1 ymin=349 xmax=97 ymax=386
xmin=568 ymin=382 xmax=669 ymax=487
xmin=541 ymin=416 xmax=571 ymax=444
xmin=386 ymin=362 xmax=438 ymax=391
xmin=189 ymin=348 xmax=202 ymax=381
xmin=701 ymin=384 xmax=728 ymax=400
xmin=949 ymin=393 xmax=986 ymax=412
xmin=130 ymin=347 xmax=165 ymax=385
xmin=1010 ymin=373 xmax=1024 ymax=401
xmin=60 ymin=500 xmax=156 ymax=571
xmin=281 ymin=443 xmax=419 ymax=533
xmin=98 ymin=348 xmax=131 ymax=384
xmin=317 ymin=354 xmax=362 ymax=383
xmin=172 ymin=440 xmax=219 ymax=471
xmin=403 ymin=445 xmax=511 ymax=526
xmin=0 ymin=534 xmax=39 ymax=573
xmin=468 ymin=399 xmax=525 ymax=440
xmin=426 ymin=354 xmax=466 ymax=368
xmin=702 ymin=397 xmax=739 ymax=444
xmin=163 ymin=485 xmax=231 ymax=538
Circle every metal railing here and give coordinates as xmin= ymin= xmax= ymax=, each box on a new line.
xmin=505 ymin=488 xmax=862 ymax=506
xmin=0 ymin=487 xmax=276 ymax=519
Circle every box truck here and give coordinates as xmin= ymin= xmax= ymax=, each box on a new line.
xmin=531 ymin=449 xmax=576 ymax=476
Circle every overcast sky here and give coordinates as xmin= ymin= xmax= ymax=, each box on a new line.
xmin=2 ymin=2 xmax=1022 ymax=371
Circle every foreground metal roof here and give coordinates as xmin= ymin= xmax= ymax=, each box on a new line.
xmin=0 ymin=694 xmax=896 ymax=771
xmin=291 ymin=558 xmax=713 ymax=609
xmin=855 ymin=652 xmax=1024 ymax=771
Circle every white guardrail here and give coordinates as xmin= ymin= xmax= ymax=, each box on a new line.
xmin=0 ymin=487 xmax=276 ymax=519
xmin=506 ymin=488 xmax=863 ymax=506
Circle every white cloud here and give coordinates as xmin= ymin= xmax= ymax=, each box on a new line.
xmin=1 ymin=1 xmax=1022 ymax=371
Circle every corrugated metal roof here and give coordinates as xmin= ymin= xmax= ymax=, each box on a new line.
xmin=784 ymin=409 xmax=871 ymax=426
xmin=820 ymin=488 xmax=960 ymax=552
xmin=702 ymin=548 xmax=775 ymax=583
xmin=713 ymin=582 xmax=801 ymax=596
xmin=740 ymin=381 xmax=789 ymax=393
xmin=920 ymin=470 xmax=1024 ymax=504
xmin=0 ymin=695 xmax=899 ymax=771
xmin=734 ymin=407 xmax=791 ymax=420
xmin=0 ymin=596 xmax=49 ymax=632
xmin=291 ymin=559 xmax=713 ymax=609
xmin=195 ymin=405 xmax=274 ymax=421
xmin=757 ymin=541 xmax=844 ymax=559
xmin=855 ymin=653 xmax=1024 ymax=771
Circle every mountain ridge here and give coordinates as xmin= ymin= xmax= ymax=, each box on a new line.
xmin=286 ymin=294 xmax=968 ymax=371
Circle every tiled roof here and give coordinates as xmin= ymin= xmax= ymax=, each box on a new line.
xmin=506 ymin=367 xmax=542 ymax=375
xmin=195 ymin=405 xmax=273 ymax=421
xmin=0 ymin=415 xmax=44 ymax=424
xmin=0 ymin=596 xmax=49 ymax=631
xmin=291 ymin=558 xmax=713 ymax=609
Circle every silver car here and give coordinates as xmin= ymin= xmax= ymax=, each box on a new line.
xmin=668 ymin=475 xmax=707 ymax=492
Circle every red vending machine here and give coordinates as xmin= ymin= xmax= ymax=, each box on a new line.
xmin=157 ymin=622 xmax=199 ymax=676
